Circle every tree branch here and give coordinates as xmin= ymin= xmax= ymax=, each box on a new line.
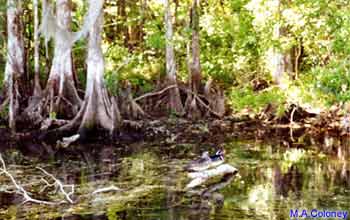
xmin=0 ymin=154 xmax=75 ymax=205
xmin=0 ymin=154 xmax=57 ymax=205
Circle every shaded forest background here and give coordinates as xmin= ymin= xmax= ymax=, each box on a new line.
xmin=1 ymin=0 xmax=350 ymax=135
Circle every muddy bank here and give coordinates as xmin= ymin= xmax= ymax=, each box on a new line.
xmin=0 ymin=108 xmax=349 ymax=159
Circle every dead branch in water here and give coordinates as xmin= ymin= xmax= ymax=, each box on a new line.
xmin=0 ymin=154 xmax=57 ymax=205
xmin=0 ymin=154 xmax=74 ymax=205
xmin=37 ymin=167 xmax=75 ymax=204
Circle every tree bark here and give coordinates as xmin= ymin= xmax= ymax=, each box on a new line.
xmin=164 ymin=0 xmax=183 ymax=114
xmin=45 ymin=0 xmax=81 ymax=117
xmin=190 ymin=0 xmax=202 ymax=94
xmin=59 ymin=0 xmax=121 ymax=136
xmin=270 ymin=0 xmax=292 ymax=88
xmin=5 ymin=0 xmax=26 ymax=132
xmin=117 ymin=0 xmax=129 ymax=48
xmin=185 ymin=0 xmax=202 ymax=119
xmin=33 ymin=0 xmax=41 ymax=96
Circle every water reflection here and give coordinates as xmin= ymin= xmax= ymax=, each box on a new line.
xmin=186 ymin=174 xmax=235 ymax=219
xmin=273 ymin=164 xmax=303 ymax=198
xmin=0 ymin=140 xmax=349 ymax=219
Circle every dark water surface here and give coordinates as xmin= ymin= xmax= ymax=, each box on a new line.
xmin=0 ymin=139 xmax=349 ymax=219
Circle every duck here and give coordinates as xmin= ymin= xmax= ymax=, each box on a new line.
xmin=185 ymin=149 xmax=225 ymax=172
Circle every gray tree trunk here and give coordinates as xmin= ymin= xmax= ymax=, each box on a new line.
xmin=46 ymin=0 xmax=81 ymax=116
xmin=164 ymin=0 xmax=183 ymax=114
xmin=185 ymin=0 xmax=202 ymax=119
xmin=5 ymin=0 xmax=26 ymax=132
xmin=33 ymin=0 xmax=41 ymax=96
xmin=190 ymin=0 xmax=202 ymax=94
xmin=270 ymin=0 xmax=292 ymax=88
xmin=60 ymin=0 xmax=121 ymax=135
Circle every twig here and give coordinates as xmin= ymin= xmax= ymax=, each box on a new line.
xmin=134 ymin=85 xmax=176 ymax=102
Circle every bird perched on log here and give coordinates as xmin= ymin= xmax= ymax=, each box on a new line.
xmin=185 ymin=149 xmax=225 ymax=172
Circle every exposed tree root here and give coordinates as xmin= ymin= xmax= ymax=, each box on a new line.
xmin=56 ymin=86 xmax=120 ymax=136
xmin=134 ymin=85 xmax=176 ymax=102
xmin=48 ymin=9 xmax=121 ymax=139
xmin=119 ymin=81 xmax=147 ymax=119
xmin=204 ymin=79 xmax=225 ymax=117
xmin=40 ymin=118 xmax=69 ymax=131
xmin=184 ymin=94 xmax=202 ymax=119
xmin=166 ymin=83 xmax=184 ymax=115
xmin=44 ymin=78 xmax=82 ymax=119
xmin=21 ymin=83 xmax=81 ymax=130
xmin=182 ymin=88 xmax=222 ymax=118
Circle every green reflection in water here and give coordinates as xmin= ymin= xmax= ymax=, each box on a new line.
xmin=0 ymin=140 xmax=349 ymax=219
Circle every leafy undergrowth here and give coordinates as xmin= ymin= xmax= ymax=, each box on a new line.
xmin=228 ymin=86 xmax=286 ymax=116
xmin=228 ymin=77 xmax=332 ymax=118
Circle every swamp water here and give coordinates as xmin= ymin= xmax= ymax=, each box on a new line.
xmin=0 ymin=139 xmax=349 ymax=220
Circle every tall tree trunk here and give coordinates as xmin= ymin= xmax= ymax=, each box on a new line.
xmin=164 ymin=0 xmax=183 ymax=114
xmin=5 ymin=0 xmax=26 ymax=132
xmin=139 ymin=0 xmax=147 ymax=46
xmin=117 ymin=0 xmax=129 ymax=49
xmin=59 ymin=0 xmax=121 ymax=136
xmin=270 ymin=0 xmax=292 ymax=88
xmin=190 ymin=0 xmax=202 ymax=94
xmin=33 ymin=0 xmax=41 ymax=96
xmin=185 ymin=0 xmax=202 ymax=119
xmin=45 ymin=0 xmax=81 ymax=118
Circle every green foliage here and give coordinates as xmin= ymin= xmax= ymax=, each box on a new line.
xmin=311 ymin=59 xmax=350 ymax=104
xmin=228 ymin=86 xmax=286 ymax=114
xmin=0 ymin=102 xmax=8 ymax=120
xmin=146 ymin=31 xmax=165 ymax=49
xmin=49 ymin=112 xmax=57 ymax=120
xmin=2 ymin=0 xmax=350 ymax=116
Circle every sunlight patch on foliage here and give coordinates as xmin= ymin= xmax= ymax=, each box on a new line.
xmin=228 ymin=86 xmax=286 ymax=114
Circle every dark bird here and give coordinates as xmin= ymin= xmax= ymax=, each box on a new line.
xmin=185 ymin=149 xmax=225 ymax=172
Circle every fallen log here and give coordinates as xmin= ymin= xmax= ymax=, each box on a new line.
xmin=186 ymin=164 xmax=238 ymax=189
